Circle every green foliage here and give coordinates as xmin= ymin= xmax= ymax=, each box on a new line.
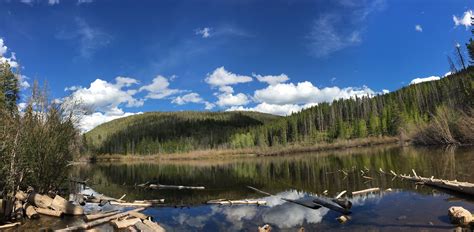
xmin=86 ymin=111 xmax=279 ymax=155
xmin=0 ymin=62 xmax=80 ymax=194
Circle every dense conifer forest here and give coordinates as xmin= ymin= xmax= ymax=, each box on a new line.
xmin=86 ymin=68 xmax=473 ymax=156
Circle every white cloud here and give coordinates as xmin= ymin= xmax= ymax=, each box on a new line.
xmin=409 ymin=75 xmax=440 ymax=85
xmin=115 ymin=76 xmax=139 ymax=88
xmin=415 ymin=24 xmax=423 ymax=32
xmin=172 ymin=93 xmax=203 ymax=105
xmin=68 ymin=77 xmax=143 ymax=113
xmin=205 ymin=66 xmax=253 ymax=87
xmin=216 ymin=93 xmax=250 ymax=107
xmin=195 ymin=27 xmax=212 ymax=38
xmin=79 ymin=111 xmax=141 ymax=132
xmin=254 ymin=81 xmax=375 ymax=105
xmin=17 ymin=74 xmax=30 ymax=89
xmin=227 ymin=103 xmax=306 ymax=116
xmin=139 ymin=75 xmax=182 ymax=99
xmin=453 ymin=10 xmax=473 ymax=29
xmin=253 ymin=73 xmax=289 ymax=86
xmin=0 ymin=38 xmax=19 ymax=68
xmin=48 ymin=0 xmax=59 ymax=5
xmin=56 ymin=17 xmax=111 ymax=58
xmin=65 ymin=85 xmax=81 ymax=91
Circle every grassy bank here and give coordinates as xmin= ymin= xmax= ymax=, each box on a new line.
xmin=91 ymin=136 xmax=399 ymax=162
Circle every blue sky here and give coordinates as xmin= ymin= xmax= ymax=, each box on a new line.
xmin=0 ymin=0 xmax=472 ymax=131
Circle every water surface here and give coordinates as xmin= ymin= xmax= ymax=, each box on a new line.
xmin=62 ymin=145 xmax=474 ymax=231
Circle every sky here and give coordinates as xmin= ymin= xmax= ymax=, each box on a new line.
xmin=0 ymin=0 xmax=472 ymax=131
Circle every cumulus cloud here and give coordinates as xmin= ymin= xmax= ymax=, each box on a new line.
xmin=254 ymin=81 xmax=375 ymax=105
xmin=205 ymin=67 xmax=252 ymax=87
xmin=195 ymin=27 xmax=212 ymax=38
xmin=253 ymin=73 xmax=289 ymax=85
xmin=410 ymin=75 xmax=440 ymax=85
xmin=216 ymin=93 xmax=250 ymax=107
xmin=66 ymin=77 xmax=145 ymax=131
xmin=139 ymin=75 xmax=182 ymax=99
xmin=172 ymin=92 xmax=215 ymax=109
xmin=453 ymin=10 xmax=473 ymax=29
xmin=68 ymin=77 xmax=143 ymax=113
xmin=0 ymin=38 xmax=19 ymax=68
xmin=17 ymin=74 xmax=30 ymax=89
xmin=227 ymin=102 xmax=308 ymax=116
xmin=56 ymin=17 xmax=111 ymax=58
xmin=415 ymin=24 xmax=423 ymax=32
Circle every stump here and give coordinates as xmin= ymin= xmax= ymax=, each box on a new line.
xmin=448 ymin=206 xmax=473 ymax=226
xmin=51 ymin=195 xmax=84 ymax=215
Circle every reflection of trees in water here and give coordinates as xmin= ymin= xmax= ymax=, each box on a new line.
xmin=72 ymin=145 xmax=474 ymax=205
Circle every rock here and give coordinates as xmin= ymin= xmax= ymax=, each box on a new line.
xmin=448 ymin=206 xmax=473 ymax=226
xmin=258 ymin=224 xmax=272 ymax=232
xmin=337 ymin=215 xmax=350 ymax=223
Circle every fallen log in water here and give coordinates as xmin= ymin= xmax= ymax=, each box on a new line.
xmin=143 ymin=219 xmax=166 ymax=232
xmin=84 ymin=210 xmax=120 ymax=221
xmin=35 ymin=207 xmax=63 ymax=217
xmin=24 ymin=203 xmax=39 ymax=219
xmin=28 ymin=192 xmax=54 ymax=209
xmin=399 ymin=169 xmax=474 ymax=195
xmin=352 ymin=187 xmax=380 ymax=196
xmin=147 ymin=184 xmax=205 ymax=190
xmin=281 ymin=198 xmax=322 ymax=210
xmin=312 ymin=197 xmax=351 ymax=215
xmin=134 ymin=221 xmax=155 ymax=232
xmin=207 ymin=199 xmax=266 ymax=205
xmin=110 ymin=201 xmax=153 ymax=207
xmin=51 ymin=195 xmax=84 ymax=215
xmin=0 ymin=222 xmax=21 ymax=229
xmin=55 ymin=207 xmax=145 ymax=231
xmin=112 ymin=217 xmax=142 ymax=229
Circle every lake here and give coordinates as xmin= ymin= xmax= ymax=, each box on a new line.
xmin=35 ymin=145 xmax=474 ymax=231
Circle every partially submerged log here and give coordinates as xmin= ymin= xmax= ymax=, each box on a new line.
xmin=399 ymin=170 xmax=474 ymax=195
xmin=0 ymin=222 xmax=21 ymax=229
xmin=352 ymin=187 xmax=380 ymax=196
xmin=448 ymin=206 xmax=473 ymax=226
xmin=129 ymin=211 xmax=149 ymax=220
xmin=28 ymin=193 xmax=53 ymax=209
xmin=143 ymin=219 xmax=166 ymax=232
xmin=134 ymin=221 xmax=154 ymax=232
xmin=109 ymin=201 xmax=152 ymax=207
xmin=51 ymin=195 xmax=84 ymax=215
xmin=312 ymin=197 xmax=351 ymax=215
xmin=206 ymin=199 xmax=266 ymax=205
xmin=35 ymin=207 xmax=63 ymax=217
xmin=148 ymin=184 xmax=205 ymax=190
xmin=55 ymin=207 xmax=145 ymax=231
xmin=112 ymin=217 xmax=142 ymax=229
xmin=84 ymin=210 xmax=120 ymax=221
xmin=281 ymin=198 xmax=321 ymax=210
xmin=24 ymin=203 xmax=39 ymax=219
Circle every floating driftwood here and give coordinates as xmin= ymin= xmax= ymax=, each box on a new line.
xmin=55 ymin=207 xmax=145 ymax=231
xmin=148 ymin=184 xmax=205 ymax=190
xmin=207 ymin=199 xmax=266 ymax=205
xmin=0 ymin=222 xmax=21 ymax=230
xmin=112 ymin=217 xmax=142 ymax=229
xmin=84 ymin=210 xmax=120 ymax=221
xmin=398 ymin=169 xmax=474 ymax=195
xmin=35 ymin=207 xmax=63 ymax=217
xmin=110 ymin=201 xmax=152 ymax=207
xmin=247 ymin=186 xmax=351 ymax=215
xmin=352 ymin=187 xmax=380 ymax=196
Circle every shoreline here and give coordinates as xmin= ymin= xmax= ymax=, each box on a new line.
xmin=89 ymin=136 xmax=401 ymax=162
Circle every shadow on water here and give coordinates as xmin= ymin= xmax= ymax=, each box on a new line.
xmin=68 ymin=145 xmax=474 ymax=231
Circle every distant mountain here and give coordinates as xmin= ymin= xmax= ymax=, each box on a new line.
xmin=85 ymin=111 xmax=279 ymax=155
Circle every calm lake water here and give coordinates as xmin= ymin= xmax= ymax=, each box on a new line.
xmin=25 ymin=145 xmax=474 ymax=231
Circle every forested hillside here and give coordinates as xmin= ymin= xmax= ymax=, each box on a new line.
xmin=85 ymin=111 xmax=279 ymax=155
xmin=87 ymin=68 xmax=473 ymax=156
xmin=236 ymin=68 xmax=473 ymax=148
